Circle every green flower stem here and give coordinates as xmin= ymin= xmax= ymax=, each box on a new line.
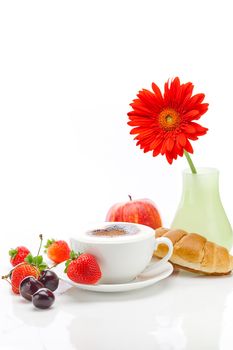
xmin=184 ymin=151 xmax=197 ymax=174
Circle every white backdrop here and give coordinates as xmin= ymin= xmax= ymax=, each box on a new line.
xmin=0 ymin=0 xmax=232 ymax=250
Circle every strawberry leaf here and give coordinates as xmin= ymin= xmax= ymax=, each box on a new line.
xmin=64 ymin=251 xmax=81 ymax=273
xmin=34 ymin=255 xmax=43 ymax=265
xmin=25 ymin=253 xmax=48 ymax=272
xmin=37 ymin=262 xmax=48 ymax=272
xmin=64 ymin=259 xmax=71 ymax=273
xmin=9 ymin=249 xmax=18 ymax=258
xmin=33 ymin=255 xmax=48 ymax=271
xmin=44 ymin=239 xmax=55 ymax=251
xmin=25 ymin=253 xmax=33 ymax=264
xmin=70 ymin=250 xmax=80 ymax=260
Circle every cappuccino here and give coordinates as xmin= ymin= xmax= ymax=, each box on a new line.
xmin=87 ymin=223 xmax=139 ymax=237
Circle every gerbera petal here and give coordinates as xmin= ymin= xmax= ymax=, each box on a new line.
xmin=169 ymin=77 xmax=181 ymax=106
xmin=166 ymin=137 xmax=175 ymax=152
xmin=131 ymin=129 xmax=155 ymax=141
xmin=140 ymin=88 xmax=164 ymax=109
xmin=185 ymin=104 xmax=209 ymax=121
xmin=165 ymin=152 xmax=173 ymax=164
xmin=160 ymin=139 xmax=168 ymax=155
xmin=152 ymin=83 xmax=164 ymax=104
xmin=187 ymin=135 xmax=199 ymax=141
xmin=191 ymin=122 xmax=208 ymax=135
xmin=137 ymin=90 xmax=163 ymax=113
xmin=128 ymin=110 xmax=154 ymax=119
xmin=181 ymin=124 xmax=196 ymax=134
xmin=136 ymin=139 xmax=152 ymax=152
xmin=177 ymin=133 xmax=186 ymax=147
xmin=142 ymin=144 xmax=152 ymax=153
xmin=128 ymin=116 xmax=155 ymax=124
xmin=164 ymin=78 xmax=182 ymax=106
xmin=150 ymin=137 xmax=164 ymax=150
xmin=152 ymin=143 xmax=163 ymax=157
xmin=171 ymin=151 xmax=178 ymax=160
xmin=128 ymin=120 xmax=154 ymax=127
xmin=182 ymin=110 xmax=200 ymax=120
xmin=184 ymin=139 xmax=194 ymax=153
xmin=163 ymin=79 xmax=171 ymax=105
xmin=194 ymin=103 xmax=209 ymax=119
xmin=186 ymin=93 xmax=205 ymax=107
xmin=173 ymin=141 xmax=184 ymax=156
xmin=130 ymin=127 xmax=147 ymax=135
xmin=129 ymin=104 xmax=155 ymax=116
xmin=182 ymin=82 xmax=194 ymax=100
xmin=177 ymin=82 xmax=194 ymax=109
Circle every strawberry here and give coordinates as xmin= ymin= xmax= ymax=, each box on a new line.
xmin=10 ymin=262 xmax=40 ymax=294
xmin=2 ymin=234 xmax=48 ymax=294
xmin=65 ymin=251 xmax=102 ymax=284
xmin=9 ymin=246 xmax=30 ymax=267
xmin=45 ymin=239 xmax=71 ymax=263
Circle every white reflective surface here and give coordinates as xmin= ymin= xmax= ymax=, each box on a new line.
xmin=54 ymin=259 xmax=173 ymax=292
xmin=1 ymin=243 xmax=233 ymax=350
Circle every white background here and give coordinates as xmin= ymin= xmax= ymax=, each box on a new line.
xmin=0 ymin=0 xmax=232 ymax=248
xmin=0 ymin=3 xmax=233 ymax=350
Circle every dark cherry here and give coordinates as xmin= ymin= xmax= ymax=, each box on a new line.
xmin=32 ymin=288 xmax=55 ymax=309
xmin=20 ymin=276 xmax=44 ymax=301
xmin=39 ymin=270 xmax=59 ymax=292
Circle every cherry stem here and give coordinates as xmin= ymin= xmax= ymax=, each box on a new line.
xmin=184 ymin=151 xmax=197 ymax=174
xmin=1 ymin=275 xmax=12 ymax=285
xmin=2 ymin=274 xmax=9 ymax=279
xmin=37 ymin=234 xmax=43 ymax=257
xmin=128 ymin=195 xmax=132 ymax=201
xmin=2 ymin=265 xmax=15 ymax=280
xmin=48 ymin=263 xmax=58 ymax=270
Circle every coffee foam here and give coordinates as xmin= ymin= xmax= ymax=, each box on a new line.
xmin=87 ymin=223 xmax=139 ymax=237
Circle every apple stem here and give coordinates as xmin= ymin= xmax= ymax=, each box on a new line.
xmin=128 ymin=195 xmax=132 ymax=201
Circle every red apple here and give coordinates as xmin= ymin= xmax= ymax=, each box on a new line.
xmin=105 ymin=195 xmax=162 ymax=229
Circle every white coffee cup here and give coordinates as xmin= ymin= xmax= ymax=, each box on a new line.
xmin=70 ymin=222 xmax=173 ymax=284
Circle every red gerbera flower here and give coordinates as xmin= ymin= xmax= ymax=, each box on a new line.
xmin=128 ymin=77 xmax=208 ymax=164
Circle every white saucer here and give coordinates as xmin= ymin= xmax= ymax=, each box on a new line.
xmin=55 ymin=258 xmax=173 ymax=293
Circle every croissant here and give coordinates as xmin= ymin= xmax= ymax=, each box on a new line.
xmin=154 ymin=228 xmax=233 ymax=275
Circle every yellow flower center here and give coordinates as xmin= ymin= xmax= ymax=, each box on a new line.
xmin=159 ymin=108 xmax=180 ymax=130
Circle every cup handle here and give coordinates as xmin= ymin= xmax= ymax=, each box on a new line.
xmin=145 ymin=237 xmax=173 ymax=273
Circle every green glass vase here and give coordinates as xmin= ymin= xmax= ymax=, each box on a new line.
xmin=171 ymin=168 xmax=233 ymax=250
